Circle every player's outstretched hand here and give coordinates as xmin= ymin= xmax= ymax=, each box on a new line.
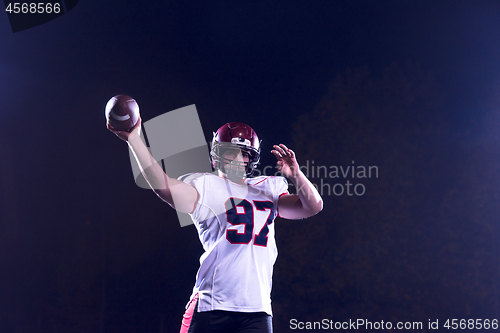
xmin=107 ymin=117 xmax=142 ymax=142
xmin=271 ymin=144 xmax=300 ymax=179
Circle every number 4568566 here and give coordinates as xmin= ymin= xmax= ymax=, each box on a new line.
xmin=5 ymin=3 xmax=61 ymax=14
xmin=443 ymin=319 xmax=498 ymax=330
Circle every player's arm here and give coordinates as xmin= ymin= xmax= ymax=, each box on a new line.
xmin=108 ymin=118 xmax=198 ymax=214
xmin=272 ymin=144 xmax=323 ymax=219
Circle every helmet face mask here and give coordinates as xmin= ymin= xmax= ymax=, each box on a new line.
xmin=210 ymin=122 xmax=261 ymax=180
xmin=216 ymin=146 xmax=249 ymax=182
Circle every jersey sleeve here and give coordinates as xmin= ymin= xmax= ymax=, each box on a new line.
xmin=178 ymin=173 xmax=198 ymax=183
xmin=276 ymin=176 xmax=289 ymax=197
xmin=274 ymin=176 xmax=290 ymax=218
xmin=177 ymin=172 xmax=206 ymax=217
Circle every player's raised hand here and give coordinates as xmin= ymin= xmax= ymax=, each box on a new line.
xmin=107 ymin=117 xmax=142 ymax=142
xmin=271 ymin=144 xmax=300 ymax=178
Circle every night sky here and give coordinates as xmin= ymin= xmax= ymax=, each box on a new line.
xmin=1 ymin=1 xmax=500 ymax=332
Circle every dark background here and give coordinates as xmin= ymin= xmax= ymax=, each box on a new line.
xmin=1 ymin=1 xmax=500 ymax=332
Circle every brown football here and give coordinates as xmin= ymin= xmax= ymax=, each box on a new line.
xmin=105 ymin=95 xmax=140 ymax=131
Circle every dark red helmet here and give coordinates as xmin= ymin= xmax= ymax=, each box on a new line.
xmin=210 ymin=122 xmax=261 ymax=177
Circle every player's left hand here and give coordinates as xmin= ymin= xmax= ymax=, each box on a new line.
xmin=271 ymin=144 xmax=300 ymax=179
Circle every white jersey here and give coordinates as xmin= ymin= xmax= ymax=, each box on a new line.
xmin=179 ymin=172 xmax=289 ymax=316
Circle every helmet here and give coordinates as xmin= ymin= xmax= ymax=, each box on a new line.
xmin=210 ymin=122 xmax=261 ymax=177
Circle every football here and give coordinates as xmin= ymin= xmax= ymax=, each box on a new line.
xmin=105 ymin=95 xmax=140 ymax=131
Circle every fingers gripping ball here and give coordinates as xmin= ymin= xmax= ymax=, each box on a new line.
xmin=105 ymin=95 xmax=140 ymax=131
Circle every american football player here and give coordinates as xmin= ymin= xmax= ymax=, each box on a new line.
xmin=108 ymin=119 xmax=323 ymax=333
